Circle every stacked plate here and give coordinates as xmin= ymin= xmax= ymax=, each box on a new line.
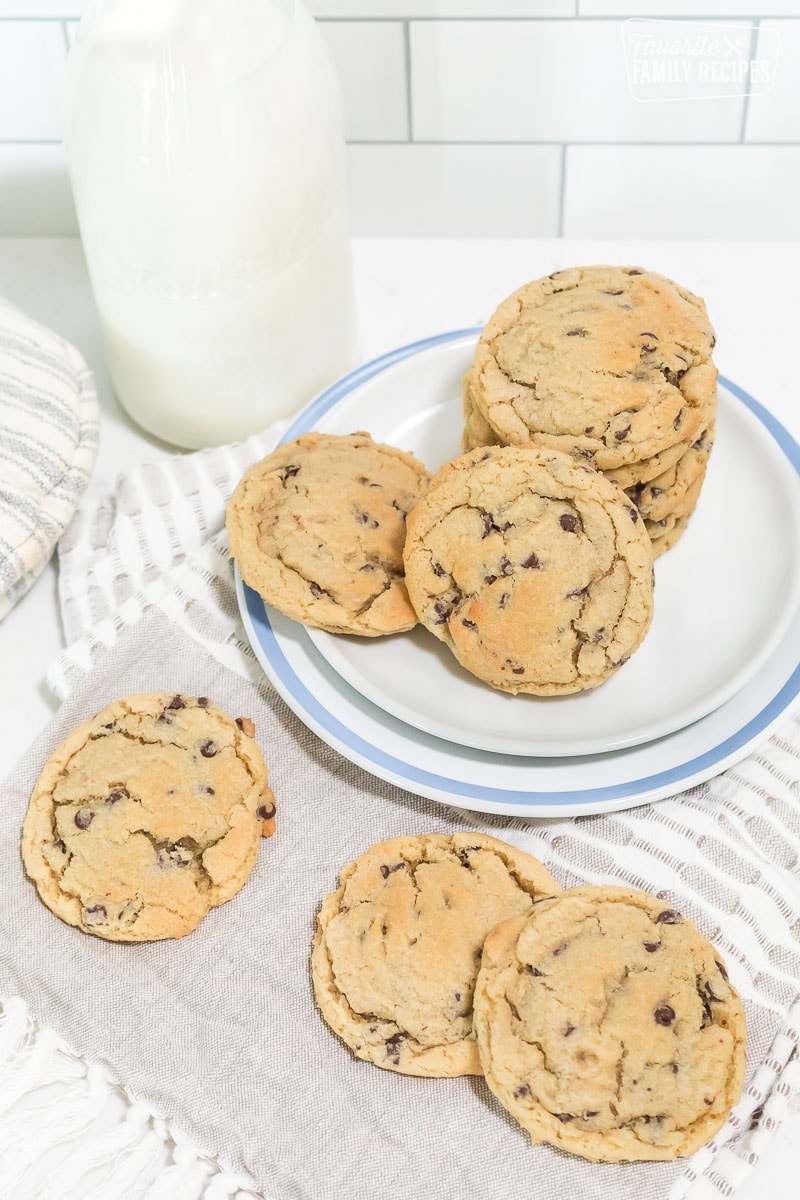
xmin=235 ymin=330 xmax=800 ymax=819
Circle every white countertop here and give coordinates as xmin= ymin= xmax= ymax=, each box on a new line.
xmin=0 ymin=235 xmax=798 ymax=1196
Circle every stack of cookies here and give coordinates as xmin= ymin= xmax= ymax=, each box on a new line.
xmin=312 ymin=833 xmax=746 ymax=1164
xmin=462 ymin=265 xmax=718 ymax=557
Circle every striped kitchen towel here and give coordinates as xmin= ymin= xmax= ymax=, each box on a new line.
xmin=0 ymin=297 xmax=99 ymax=619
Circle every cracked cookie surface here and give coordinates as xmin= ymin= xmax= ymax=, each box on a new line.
xmin=227 ymin=431 xmax=430 ymax=636
xmin=473 ymin=886 xmax=746 ymax=1162
xmin=21 ymin=693 xmax=275 ymax=941
xmin=466 ymin=266 xmax=717 ymax=472
xmin=403 ymin=445 xmax=654 ymax=696
xmin=311 ymin=833 xmax=560 ymax=1077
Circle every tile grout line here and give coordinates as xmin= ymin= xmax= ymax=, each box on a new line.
xmin=739 ymin=19 xmax=761 ymax=144
xmin=558 ymin=143 xmax=566 ymax=237
xmin=403 ymin=18 xmax=413 ymax=143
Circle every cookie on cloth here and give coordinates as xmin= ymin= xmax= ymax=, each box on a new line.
xmin=227 ymin=431 xmax=430 ymax=636
xmin=0 ymin=298 xmax=99 ymax=619
xmin=312 ymin=832 xmax=560 ymax=1077
xmin=21 ymin=693 xmax=276 ymax=941
xmin=473 ymin=886 xmax=746 ymax=1162
xmin=465 ymin=265 xmax=717 ymax=472
xmin=403 ymin=445 xmax=654 ymax=696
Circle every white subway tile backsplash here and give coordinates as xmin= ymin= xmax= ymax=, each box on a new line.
xmin=0 ymin=143 xmax=75 ymax=234
xmin=747 ymin=21 xmax=800 ymax=143
xmin=563 ymin=145 xmax=800 ymax=237
xmin=411 ymin=20 xmax=743 ymax=143
xmin=346 ymin=143 xmax=561 ymax=234
xmin=310 ymin=3 xmax=576 ymax=17
xmin=580 ymin=2 xmax=800 ymax=15
xmin=0 ymin=3 xmax=83 ymax=15
xmin=0 ymin=21 xmax=67 ymax=141
xmin=320 ymin=21 xmax=409 ymax=141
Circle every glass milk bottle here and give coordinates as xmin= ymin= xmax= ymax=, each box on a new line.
xmin=64 ymin=0 xmax=357 ymax=449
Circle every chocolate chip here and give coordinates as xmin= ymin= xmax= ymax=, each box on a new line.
xmin=514 ymin=1084 xmax=531 ymax=1098
xmin=199 ymin=739 xmax=218 ymax=758
xmin=527 ymin=966 xmax=543 ymax=976
xmin=603 ymin=289 xmax=624 ymax=296
xmin=454 ymin=992 xmax=461 ymax=1002
xmin=560 ymin=513 xmax=580 ymax=533
xmin=236 ymin=716 xmax=256 ymax=737
xmin=654 ymin=1004 xmax=675 ymax=1026
xmin=670 ymin=1062 xmax=679 ymax=1074
xmin=156 ymin=714 xmax=173 ymax=724
xmin=656 ymin=909 xmax=681 ymax=924
xmin=391 ymin=499 xmax=407 ymax=515
xmin=278 ymin=464 xmax=300 ymax=482
xmin=385 ymin=1034 xmax=403 ymax=1064
xmin=498 ymin=556 xmax=513 ymax=577
xmin=614 ymin=425 xmax=631 ymax=441
xmin=644 ymin=942 xmax=660 ymax=953
xmin=82 ymin=904 xmax=107 ymax=924
xmin=626 ymin=268 xmax=643 ymax=275
xmin=584 ymin=426 xmax=595 ymax=434
xmin=585 ymin=1110 xmax=599 ymax=1118
xmin=640 ymin=331 xmax=659 ymax=340
xmin=197 ymin=697 xmax=209 ymax=707
xmin=257 ymin=803 xmax=276 ymax=821
xmin=166 ymin=695 xmax=186 ymax=710
xmin=462 ymin=618 xmax=477 ymax=629
xmin=700 ymin=1000 xmax=713 ymax=1029
xmin=74 ymin=809 xmax=94 ymax=830
xmin=198 ymin=785 xmax=215 ymax=796
xmin=628 ymin=506 xmax=639 ymax=522
xmin=641 ymin=344 xmax=657 ymax=354
xmin=106 ymin=788 xmax=128 ymax=805
xmin=715 ymin=959 xmax=729 ymax=981
xmin=356 ymin=511 xmax=379 ymax=529
xmin=499 ymin=592 xmax=510 ymax=609
xmin=54 ymin=839 xmax=67 ymax=854
xmin=704 ymin=1097 xmax=713 ymax=1106
xmin=484 ymin=574 xmax=498 ymax=585
xmin=481 ymin=512 xmax=495 ymax=538
xmin=432 ymin=562 xmax=446 ymax=577
xmin=566 ymin=329 xmax=588 ymax=338
xmin=512 ymin=666 xmax=525 ymax=675
xmin=380 ymin=863 xmax=404 ymax=879
xmin=674 ymin=410 xmax=684 ymax=430
xmin=553 ymin=942 xmax=568 ymax=956
xmin=433 ymin=600 xmax=452 ymax=624
xmin=702 ymin=980 xmax=722 ymax=1003
xmin=158 ymin=848 xmax=190 ymax=869
xmin=556 ymin=1113 xmax=574 ymax=1123
xmin=564 ymin=1024 xmax=576 ymax=1037
xmin=309 ymin=581 xmax=324 ymax=598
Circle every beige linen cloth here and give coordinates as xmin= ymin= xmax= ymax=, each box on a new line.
xmin=0 ymin=431 xmax=799 ymax=1200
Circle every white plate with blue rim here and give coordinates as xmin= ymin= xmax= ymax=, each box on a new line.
xmin=234 ymin=329 xmax=800 ymax=818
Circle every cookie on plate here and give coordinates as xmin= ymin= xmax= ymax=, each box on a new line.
xmin=312 ymin=832 xmax=560 ymax=1077
xmin=227 ymin=431 xmax=430 ymax=636
xmin=403 ymin=445 xmax=654 ymax=696
xmin=466 ymin=266 xmax=717 ymax=472
xmin=473 ymin=886 xmax=746 ymax=1162
xmin=21 ymin=693 xmax=275 ymax=941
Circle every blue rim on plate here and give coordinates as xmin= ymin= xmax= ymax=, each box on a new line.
xmin=237 ymin=329 xmax=800 ymax=814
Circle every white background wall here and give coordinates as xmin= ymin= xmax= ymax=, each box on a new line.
xmin=0 ymin=0 xmax=797 ymax=237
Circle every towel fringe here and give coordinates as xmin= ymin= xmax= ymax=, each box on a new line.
xmin=0 ymin=997 xmax=260 ymax=1200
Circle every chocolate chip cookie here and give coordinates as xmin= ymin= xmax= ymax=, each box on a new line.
xmin=21 ymin=693 xmax=276 ymax=941
xmin=227 ymin=432 xmax=430 ymax=636
xmin=473 ymin=886 xmax=746 ymax=1162
xmin=403 ymin=445 xmax=654 ymax=696
xmin=312 ymin=833 xmax=560 ymax=1077
xmin=466 ymin=266 xmax=717 ymax=472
